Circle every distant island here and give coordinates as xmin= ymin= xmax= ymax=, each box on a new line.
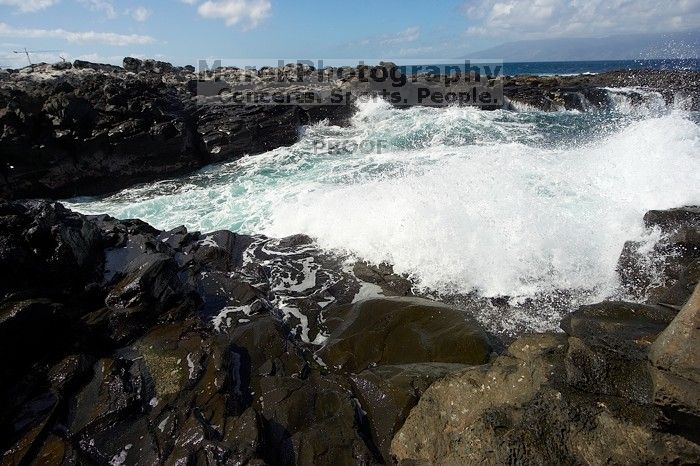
xmin=468 ymin=31 xmax=700 ymax=61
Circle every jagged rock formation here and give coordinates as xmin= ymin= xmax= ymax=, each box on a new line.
xmin=0 ymin=64 xmax=353 ymax=199
xmin=0 ymin=200 xmax=491 ymax=465
xmin=1 ymin=201 xmax=698 ymax=465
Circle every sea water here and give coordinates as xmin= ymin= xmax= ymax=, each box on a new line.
xmin=67 ymin=88 xmax=700 ymax=330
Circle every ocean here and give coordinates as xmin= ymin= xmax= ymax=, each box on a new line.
xmin=393 ymin=58 xmax=700 ymax=77
xmin=66 ymin=76 xmax=700 ymax=333
xmin=499 ymin=58 xmax=700 ymax=75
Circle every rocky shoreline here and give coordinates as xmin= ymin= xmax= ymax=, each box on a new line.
xmin=1 ymin=59 xmax=699 ymax=464
xmin=0 ymin=200 xmax=698 ymax=465
xmin=2 ymin=58 xmax=698 ymax=199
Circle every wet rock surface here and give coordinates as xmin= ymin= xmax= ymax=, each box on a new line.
xmin=617 ymin=206 xmax=700 ymax=306
xmin=0 ymin=201 xmax=698 ymax=464
xmin=319 ymin=298 xmax=491 ymax=372
xmin=0 ymin=200 xmax=484 ymax=465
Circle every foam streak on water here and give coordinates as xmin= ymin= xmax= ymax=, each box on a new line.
xmin=67 ymin=97 xmax=700 ymax=307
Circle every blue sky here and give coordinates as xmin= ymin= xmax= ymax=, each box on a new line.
xmin=1 ymin=0 xmax=699 ymax=67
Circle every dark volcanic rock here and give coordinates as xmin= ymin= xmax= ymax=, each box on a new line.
xmin=649 ymin=284 xmax=700 ymax=441
xmin=0 ymin=64 xmax=354 ymax=199
xmin=257 ymin=373 xmax=377 ymax=465
xmin=504 ymin=78 xmax=611 ymax=112
xmin=561 ymin=301 xmax=676 ymax=403
xmin=644 ymin=206 xmax=700 ymax=232
xmin=392 ymin=330 xmax=700 ymax=465
xmin=617 ymin=205 xmax=700 ymax=305
xmin=0 ymin=72 xmax=206 ymax=199
xmin=0 ymin=200 xmax=484 ymax=465
xmin=195 ymin=102 xmax=306 ymax=162
xmin=2 ymin=201 xmax=700 ymax=465
xmin=72 ymin=60 xmax=123 ymax=73
xmin=318 ymin=297 xmax=492 ymax=372
xmin=351 ymin=363 xmax=466 ymax=462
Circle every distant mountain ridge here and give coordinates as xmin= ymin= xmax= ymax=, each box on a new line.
xmin=467 ymin=31 xmax=700 ymax=61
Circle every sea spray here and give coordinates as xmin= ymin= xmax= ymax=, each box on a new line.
xmin=67 ymin=98 xmax=700 ymax=327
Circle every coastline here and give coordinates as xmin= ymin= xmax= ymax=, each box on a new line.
xmin=0 ymin=200 xmax=698 ymax=464
xmin=1 ymin=58 xmax=699 ymax=464
xmin=2 ymin=58 xmax=699 ymax=200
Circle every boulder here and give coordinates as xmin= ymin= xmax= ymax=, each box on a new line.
xmin=351 ymin=363 xmax=467 ymax=463
xmin=122 ymin=57 xmax=142 ymax=73
xmin=649 ymin=283 xmax=700 ymax=437
xmin=256 ymin=372 xmax=377 ymax=465
xmin=140 ymin=59 xmax=174 ymax=74
xmin=317 ymin=297 xmax=492 ymax=372
xmin=52 ymin=61 xmax=72 ymax=71
xmin=561 ymin=301 xmax=676 ymax=403
xmin=644 ymin=206 xmax=700 ymax=232
xmin=352 ymin=261 xmax=413 ymax=297
xmin=617 ymin=205 xmax=700 ymax=304
xmin=391 ymin=333 xmax=700 ymax=465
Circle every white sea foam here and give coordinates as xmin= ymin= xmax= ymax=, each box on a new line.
xmin=261 ymin=112 xmax=699 ymax=298
xmin=67 ymin=99 xmax=700 ymax=310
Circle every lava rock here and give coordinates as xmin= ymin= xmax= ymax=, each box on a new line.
xmin=644 ymin=206 xmax=700 ymax=233
xmin=318 ymin=297 xmax=492 ymax=372
xmin=256 ymin=372 xmax=377 ymax=465
xmin=391 ymin=333 xmax=700 ymax=465
xmin=618 ymin=205 xmax=700 ymax=304
xmin=122 ymin=57 xmax=142 ymax=73
xmin=649 ymin=283 xmax=700 ymax=440
xmin=350 ymin=363 xmax=467 ymax=463
xmin=561 ymin=301 xmax=676 ymax=403
xmin=72 ymin=60 xmax=123 ymax=73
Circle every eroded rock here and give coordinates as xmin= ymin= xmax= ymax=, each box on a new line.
xmin=318 ymin=297 xmax=492 ymax=372
xmin=649 ymin=283 xmax=700 ymax=439
xmin=2 ymin=200 xmax=699 ymax=465
xmin=391 ymin=333 xmax=700 ymax=465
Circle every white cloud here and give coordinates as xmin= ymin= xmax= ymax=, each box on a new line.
xmin=380 ymin=26 xmax=421 ymax=45
xmin=397 ymin=45 xmax=435 ymax=57
xmin=196 ymin=0 xmax=271 ymax=29
xmin=0 ymin=0 xmax=58 ymax=12
xmin=131 ymin=5 xmax=151 ymax=22
xmin=180 ymin=0 xmax=198 ymax=4
xmin=77 ymin=0 xmax=117 ymax=19
xmin=463 ymin=0 xmax=700 ymax=38
xmin=0 ymin=23 xmax=157 ymax=45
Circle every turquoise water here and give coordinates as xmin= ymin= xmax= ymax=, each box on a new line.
xmin=67 ymin=88 xmax=700 ymax=302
